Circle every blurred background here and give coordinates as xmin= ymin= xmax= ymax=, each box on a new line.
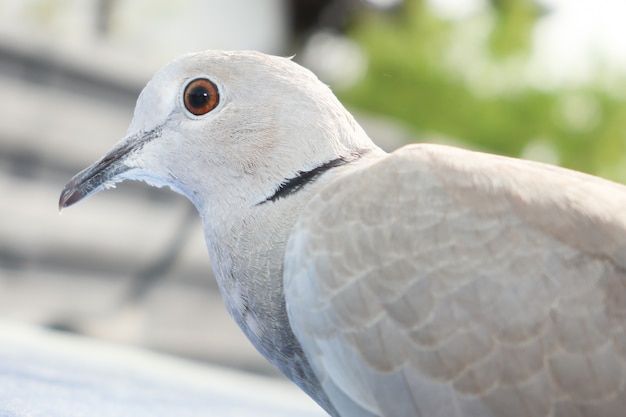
xmin=1 ymin=0 xmax=625 ymax=382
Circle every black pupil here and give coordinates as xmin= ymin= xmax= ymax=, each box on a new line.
xmin=188 ymin=85 xmax=210 ymax=108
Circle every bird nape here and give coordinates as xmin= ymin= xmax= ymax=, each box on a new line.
xmin=60 ymin=50 xmax=626 ymax=417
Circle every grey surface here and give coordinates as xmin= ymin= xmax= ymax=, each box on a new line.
xmin=0 ymin=320 xmax=325 ymax=417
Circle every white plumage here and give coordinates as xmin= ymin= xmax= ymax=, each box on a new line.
xmin=60 ymin=50 xmax=626 ymax=417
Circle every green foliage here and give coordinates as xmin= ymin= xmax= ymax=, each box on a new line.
xmin=489 ymin=0 xmax=539 ymax=56
xmin=337 ymin=0 xmax=626 ymax=181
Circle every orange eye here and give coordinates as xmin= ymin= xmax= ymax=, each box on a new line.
xmin=183 ymin=78 xmax=219 ymax=116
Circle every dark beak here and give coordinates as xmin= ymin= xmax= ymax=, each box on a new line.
xmin=58 ymin=139 xmax=137 ymax=210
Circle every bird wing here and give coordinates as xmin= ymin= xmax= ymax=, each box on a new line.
xmin=283 ymin=143 xmax=626 ymax=417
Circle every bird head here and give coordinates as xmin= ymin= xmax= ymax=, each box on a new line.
xmin=59 ymin=50 xmax=376 ymax=214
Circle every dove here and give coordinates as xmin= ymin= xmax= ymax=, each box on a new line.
xmin=60 ymin=50 xmax=626 ymax=417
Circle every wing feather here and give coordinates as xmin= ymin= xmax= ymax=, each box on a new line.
xmin=284 ymin=144 xmax=626 ymax=417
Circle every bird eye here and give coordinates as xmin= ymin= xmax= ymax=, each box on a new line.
xmin=183 ymin=78 xmax=219 ymax=116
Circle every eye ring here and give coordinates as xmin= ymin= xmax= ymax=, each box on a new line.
xmin=183 ymin=78 xmax=220 ymax=116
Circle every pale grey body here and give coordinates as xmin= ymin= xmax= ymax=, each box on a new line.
xmin=60 ymin=50 xmax=626 ymax=417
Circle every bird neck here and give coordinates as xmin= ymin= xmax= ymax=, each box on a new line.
xmin=200 ymin=147 xmax=385 ymax=338
xmin=196 ymin=148 xmax=384 ymax=415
